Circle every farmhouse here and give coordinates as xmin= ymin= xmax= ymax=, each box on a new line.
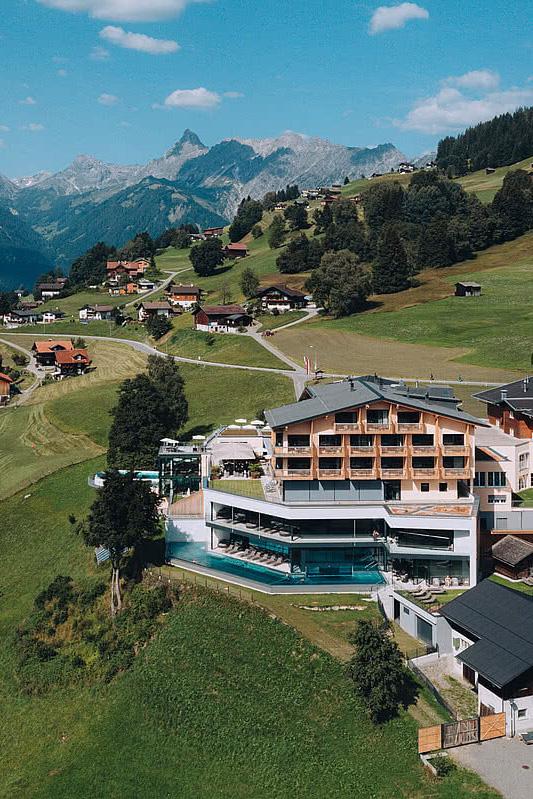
xmin=166 ymin=283 xmax=201 ymax=309
xmin=36 ymin=282 xmax=65 ymax=300
xmin=32 ymin=339 xmax=73 ymax=367
xmin=42 ymin=309 xmax=65 ymax=324
xmin=255 ymin=284 xmax=307 ymax=312
xmin=474 ymin=378 xmax=533 ymax=439
xmin=138 ymin=301 xmax=173 ymax=322
xmin=455 ymin=281 xmax=481 ymax=297
xmin=79 ymin=304 xmax=114 ymax=321
xmin=193 ymin=304 xmax=252 ymax=333
xmin=440 ymin=579 xmax=533 ymax=733
xmin=4 ymin=308 xmax=43 ymax=326
xmin=106 ymin=258 xmax=150 ymax=281
xmin=137 ymin=278 xmax=156 ymax=292
xmin=491 ymin=535 xmax=533 ymax=581
xmin=108 ymin=282 xmax=137 ymax=296
xmin=224 ymin=243 xmax=248 ymax=259
xmin=203 ymin=226 xmax=224 ymax=239
xmin=0 ymin=372 xmax=13 ymax=405
xmin=54 ymin=348 xmax=92 ymax=379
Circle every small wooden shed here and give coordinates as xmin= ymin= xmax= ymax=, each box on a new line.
xmin=455 ymin=281 xmax=481 ymax=297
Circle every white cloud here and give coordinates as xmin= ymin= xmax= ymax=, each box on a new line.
xmin=0 ymin=125 xmax=10 ymax=132
xmin=0 ymin=139 xmax=6 ymax=149
xmin=223 ymin=91 xmax=244 ymax=99
xmin=37 ymin=0 xmax=206 ymax=22
xmin=119 ymin=120 xmax=131 ymax=127
xmin=22 ymin=123 xmax=45 ymax=131
xmin=98 ymin=92 xmax=119 ymax=105
xmin=100 ymin=25 xmax=179 ymax=54
xmin=57 ymin=68 xmax=68 ymax=76
xmin=155 ymin=87 xmax=221 ymax=109
xmin=395 ymin=85 xmax=533 ymax=133
xmin=19 ymin=96 xmax=37 ymax=105
xmin=90 ymin=45 xmax=110 ymax=60
xmin=369 ymin=3 xmax=429 ymax=34
xmin=445 ymin=69 xmax=500 ymax=90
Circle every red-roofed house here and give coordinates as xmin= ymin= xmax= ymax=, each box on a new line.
xmin=138 ymin=301 xmax=173 ymax=322
xmin=224 ymin=243 xmax=248 ymax=259
xmin=32 ymin=339 xmax=74 ymax=367
xmin=166 ymin=284 xmax=202 ymax=309
xmin=54 ymin=349 xmax=92 ymax=378
xmin=106 ymin=258 xmax=151 ymax=282
xmin=192 ymin=304 xmax=252 ymax=333
xmin=0 ymin=372 xmax=13 ymax=405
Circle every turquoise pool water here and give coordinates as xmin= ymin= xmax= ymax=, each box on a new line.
xmin=167 ymin=541 xmax=384 ymax=587
xmin=96 ymin=470 xmax=159 ymax=480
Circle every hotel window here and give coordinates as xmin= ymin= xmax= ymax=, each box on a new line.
xmin=275 ymin=431 xmax=283 ymax=447
xmin=488 ymin=495 xmax=506 ymax=504
xmin=288 ymin=434 xmax=310 ymax=447
xmin=519 ymin=452 xmax=529 ymax=469
xmin=350 ymin=434 xmax=374 ymax=448
xmin=439 ymin=483 xmax=448 ymax=492
xmin=367 ymin=409 xmax=389 ymax=425
xmin=412 ymin=457 xmax=435 ymax=469
xmin=443 ymin=456 xmax=465 ymax=468
xmin=381 ymin=434 xmax=404 ymax=447
xmin=474 ymin=472 xmax=486 ymax=487
xmin=487 ymin=472 xmax=506 ymax=487
xmin=350 ymin=457 xmax=374 ymax=470
xmin=412 ymin=434 xmax=434 ymax=446
xmin=442 ymin=433 xmax=465 ymax=445
xmin=335 ymin=411 xmax=358 ymax=424
xmin=319 ymin=434 xmax=342 ymax=447
xmin=421 ymin=483 xmax=430 ymax=492
xmin=397 ymin=411 xmax=420 ymax=424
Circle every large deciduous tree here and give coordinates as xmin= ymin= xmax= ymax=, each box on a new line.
xmin=189 ymin=238 xmax=225 ymax=276
xmin=306 ymin=249 xmax=372 ymax=317
xmin=347 ymin=620 xmax=418 ymax=723
xmin=147 ymin=355 xmax=189 ymax=432
xmin=74 ymin=471 xmax=161 ymax=615
xmin=240 ymin=266 xmax=260 ymax=298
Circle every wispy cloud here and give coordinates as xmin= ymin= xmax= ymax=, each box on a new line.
xmin=21 ymin=122 xmax=45 ymax=132
xmin=90 ymin=45 xmax=110 ymax=60
xmin=223 ymin=91 xmax=244 ymax=99
xmin=19 ymin=96 xmax=37 ymax=105
xmin=154 ymin=87 xmax=221 ymax=110
xmin=394 ymin=78 xmax=533 ymax=134
xmin=57 ymin=68 xmax=68 ymax=77
xmin=369 ymin=3 xmax=429 ymax=35
xmin=0 ymin=124 xmax=10 ymax=132
xmin=100 ymin=25 xmax=179 ymax=54
xmin=98 ymin=92 xmax=119 ymax=105
xmin=37 ymin=0 xmax=207 ymax=22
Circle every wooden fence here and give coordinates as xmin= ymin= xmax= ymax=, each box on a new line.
xmin=418 ymin=712 xmax=506 ymax=753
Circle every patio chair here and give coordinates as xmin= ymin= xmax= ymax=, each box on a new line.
xmin=451 ymin=577 xmax=459 ymax=587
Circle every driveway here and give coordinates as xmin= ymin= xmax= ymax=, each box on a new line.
xmin=450 ymin=737 xmax=533 ymax=799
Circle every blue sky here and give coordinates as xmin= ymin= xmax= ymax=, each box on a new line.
xmin=1 ymin=0 xmax=532 ymax=177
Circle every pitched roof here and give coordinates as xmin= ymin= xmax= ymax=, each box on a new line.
xmin=474 ymin=378 xmax=533 ymax=418
xmin=194 ymin=304 xmax=247 ymax=316
xmin=81 ymin=304 xmax=114 ymax=313
xmin=32 ymin=340 xmax=73 ymax=353
xmin=265 ymin=376 xmax=487 ymax=429
xmin=256 ymin=284 xmax=306 ymax=299
xmin=225 ymin=243 xmax=248 ymax=250
xmin=456 ymin=282 xmax=481 ymax=288
xmin=168 ymin=284 xmax=201 ymax=295
xmin=54 ymin=349 xmax=90 ymax=365
xmin=37 ymin=283 xmax=63 ymax=291
xmin=139 ymin=301 xmax=172 ymax=311
xmin=492 ymin=535 xmax=533 ymax=567
xmin=0 ymin=372 xmax=13 ymax=383
xmin=440 ymin=579 xmax=533 ymax=688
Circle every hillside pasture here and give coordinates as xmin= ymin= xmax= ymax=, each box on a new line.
xmin=164 ymin=326 xmax=290 ymax=369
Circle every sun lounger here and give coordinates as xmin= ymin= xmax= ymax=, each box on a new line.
xmin=520 ymin=731 xmax=533 ymax=745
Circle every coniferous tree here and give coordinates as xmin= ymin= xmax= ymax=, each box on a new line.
xmin=307 ymin=249 xmax=371 ymax=317
xmin=284 ymin=203 xmax=308 ymax=230
xmin=416 ymin=218 xmax=455 ymax=268
xmin=276 ymin=234 xmax=310 ymax=274
xmin=268 ymin=215 xmax=286 ymax=249
xmin=372 ymin=226 xmax=411 ymax=294
xmin=492 ymin=169 xmax=533 ymax=240
xmin=147 ymin=355 xmax=188 ymax=432
xmin=240 ymin=266 xmax=260 ymax=298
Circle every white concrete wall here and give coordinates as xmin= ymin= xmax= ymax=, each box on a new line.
xmin=165 ymin=518 xmax=210 ymax=543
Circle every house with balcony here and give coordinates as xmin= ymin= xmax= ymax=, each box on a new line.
xmin=165 ymin=376 xmax=485 ymax=591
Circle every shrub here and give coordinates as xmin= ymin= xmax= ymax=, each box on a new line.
xmin=429 ymin=754 xmax=456 ymax=777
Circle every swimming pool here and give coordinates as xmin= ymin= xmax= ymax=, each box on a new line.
xmin=167 ymin=541 xmax=384 ymax=587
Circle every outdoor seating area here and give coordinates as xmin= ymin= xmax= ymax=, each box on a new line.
xmin=214 ymin=507 xmax=297 ymax=538
xmin=214 ymin=539 xmax=291 ymax=572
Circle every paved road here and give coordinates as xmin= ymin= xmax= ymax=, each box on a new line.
xmin=451 ymin=737 xmax=533 ymax=799
xmin=0 ymin=335 xmax=42 ymax=405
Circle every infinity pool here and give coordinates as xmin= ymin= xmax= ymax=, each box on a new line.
xmin=167 ymin=541 xmax=384 ymax=587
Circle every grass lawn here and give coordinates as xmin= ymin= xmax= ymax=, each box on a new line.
xmin=398 ymin=590 xmax=466 ymax=613
xmin=38 ymin=289 xmax=126 ymax=317
xmin=515 ymin=488 xmax=533 ymax=507
xmin=209 ymin=479 xmax=265 ymax=499
xmin=489 ymin=573 xmax=533 ymax=596
xmin=0 ymin=340 xmax=34 ymax=390
xmin=0 ymin=463 xmax=498 ymax=798
xmin=256 ymin=311 xmax=308 ymax=331
xmin=165 ymin=326 xmax=290 ymax=369
xmin=5 ymin=319 xmax=151 ymax=340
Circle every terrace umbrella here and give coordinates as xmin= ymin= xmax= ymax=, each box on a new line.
xmin=235 ymin=418 xmax=247 ymax=424
xmin=250 ymin=420 xmax=264 ymax=426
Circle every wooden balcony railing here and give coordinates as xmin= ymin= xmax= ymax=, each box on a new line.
xmin=350 ymin=468 xmax=376 ymax=478
xmin=381 ymin=468 xmax=407 ymax=479
xmin=349 ymin=446 xmax=376 ymax=455
xmin=380 ymin=446 xmax=406 ymax=456
xmin=412 ymin=468 xmax=438 ymax=478
xmin=397 ymin=423 xmax=423 ymax=433
xmin=318 ymin=446 xmax=344 ymax=455
xmin=366 ymin=422 xmax=390 ymax=432
xmin=442 ymin=468 xmax=471 ymax=479
xmin=411 ymin=445 xmax=437 ymax=456
xmin=335 ymin=422 xmax=360 ymax=432
xmin=318 ymin=469 xmax=343 ymax=478
xmin=441 ymin=445 xmax=468 ymax=456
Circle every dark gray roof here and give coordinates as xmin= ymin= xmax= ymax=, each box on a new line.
xmin=492 ymin=535 xmax=533 ymax=567
xmin=474 ymin=378 xmax=533 ymax=418
xmin=456 ymin=281 xmax=481 ymax=288
xmin=264 ymin=376 xmax=487 ymax=429
xmin=441 ymin=579 xmax=533 ymax=688
xmin=255 ymin=285 xmax=306 ymax=299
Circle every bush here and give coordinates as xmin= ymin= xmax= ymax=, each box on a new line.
xmin=12 ymin=353 xmax=29 ymax=367
xmin=429 ymin=754 xmax=456 ymax=777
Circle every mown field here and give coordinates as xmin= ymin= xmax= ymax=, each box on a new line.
xmin=0 ymin=336 xmax=294 ymax=500
xmin=0 ymin=460 xmax=498 ymax=799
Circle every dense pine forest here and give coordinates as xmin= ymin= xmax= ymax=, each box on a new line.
xmin=437 ymin=106 xmax=533 ymax=174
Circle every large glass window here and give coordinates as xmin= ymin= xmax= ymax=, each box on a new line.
xmin=487 ymin=472 xmax=506 ymax=487
xmin=319 ymin=434 xmax=342 ymax=446
xmin=288 ymin=434 xmax=310 ymax=447
xmin=398 ymin=411 xmax=420 ymax=424
xmin=381 ymin=434 xmax=404 ymax=447
xmin=443 ymin=456 xmax=466 ymax=468
xmin=396 ymin=530 xmax=454 ymax=550
xmin=367 ymin=409 xmax=389 ymax=425
xmin=384 ymin=481 xmax=401 ymax=500
xmin=350 ymin=457 xmax=374 ymax=469
xmin=443 ymin=433 xmax=465 ymax=445
xmin=335 ymin=411 xmax=358 ymax=424
xmin=318 ymin=457 xmax=342 ymax=469
xmin=286 ymin=457 xmax=311 ymax=470
xmin=381 ymin=457 xmax=404 ymax=469
xmin=350 ymin=434 xmax=374 ymax=447
xmin=275 ymin=431 xmax=283 ymax=446
xmin=412 ymin=434 xmax=434 ymax=446
xmin=412 ymin=457 xmax=435 ymax=469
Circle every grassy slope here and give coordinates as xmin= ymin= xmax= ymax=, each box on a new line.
xmin=165 ymin=325 xmax=289 ymax=369
xmin=0 ymin=463 xmax=498 ymax=798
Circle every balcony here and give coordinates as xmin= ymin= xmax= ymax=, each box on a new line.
xmin=274 ymin=445 xmax=312 ymax=455
xmin=350 ymin=468 xmax=376 ymax=479
xmin=318 ymin=469 xmax=343 ymax=478
xmin=442 ymin=467 xmax=471 ymax=479
xmin=412 ymin=468 xmax=439 ymax=479
xmin=318 ymin=446 xmax=344 ymax=455
xmin=411 ymin=445 xmax=437 ymax=456
xmin=441 ymin=445 xmax=468 ymax=457
xmin=397 ymin=423 xmax=423 ymax=433
xmin=335 ymin=422 xmax=360 ymax=433
xmin=380 ymin=445 xmax=406 ymax=456
xmin=350 ymin=446 xmax=376 ymax=455
xmin=366 ymin=422 xmax=390 ymax=432
xmin=381 ymin=468 xmax=407 ymax=479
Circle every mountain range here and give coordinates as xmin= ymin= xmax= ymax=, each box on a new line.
xmin=0 ymin=130 xmax=407 ymax=288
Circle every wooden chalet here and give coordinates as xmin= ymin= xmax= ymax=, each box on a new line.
xmin=474 ymin=379 xmax=533 ymax=439
xmin=106 ymin=258 xmax=150 ymax=281
xmin=193 ymin=304 xmax=252 ymax=333
xmin=32 ymin=339 xmax=73 ymax=367
xmin=108 ymin=282 xmax=137 ymax=296
xmin=36 ymin=282 xmax=64 ymax=300
xmin=5 ymin=308 xmax=43 ymax=325
xmin=203 ymin=226 xmax=224 ymax=239
xmin=0 ymin=372 xmax=13 ymax=405
xmin=166 ymin=283 xmax=202 ymax=308
xmin=255 ymin=284 xmax=307 ymax=312
xmin=54 ymin=349 xmax=91 ymax=378
xmin=79 ymin=304 xmax=114 ymax=321
xmin=138 ymin=301 xmax=173 ymax=322
xmin=224 ymin=243 xmax=248 ymax=259
xmin=492 ymin=535 xmax=533 ymax=581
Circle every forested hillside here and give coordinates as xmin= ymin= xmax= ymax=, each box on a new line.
xmin=437 ymin=106 xmax=533 ymax=174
